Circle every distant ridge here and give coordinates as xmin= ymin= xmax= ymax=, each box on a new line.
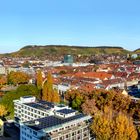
xmin=0 ymin=45 xmax=130 ymax=58
xmin=21 ymin=45 xmax=124 ymax=49
xmin=134 ymin=48 xmax=140 ymax=53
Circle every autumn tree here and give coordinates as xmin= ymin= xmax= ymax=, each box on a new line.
xmin=112 ymin=113 xmax=138 ymax=140
xmin=42 ymin=80 xmax=48 ymax=101
xmin=0 ymin=75 xmax=7 ymax=86
xmin=91 ymin=108 xmax=138 ymax=140
xmin=0 ymin=104 xmax=7 ymax=118
xmin=82 ymin=99 xmax=98 ymax=115
xmin=8 ymin=71 xmax=30 ymax=85
xmin=36 ymin=70 xmax=43 ymax=90
xmin=112 ymin=92 xmax=131 ymax=113
xmin=42 ymin=72 xmax=53 ymax=101
xmin=91 ymin=106 xmax=113 ymax=140
xmin=52 ymin=89 xmax=60 ymax=103
xmin=129 ymin=100 xmax=140 ymax=120
xmin=42 ymin=72 xmax=60 ymax=103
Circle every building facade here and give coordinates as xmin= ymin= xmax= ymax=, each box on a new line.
xmin=14 ymin=96 xmax=69 ymax=125
xmin=14 ymin=96 xmax=92 ymax=140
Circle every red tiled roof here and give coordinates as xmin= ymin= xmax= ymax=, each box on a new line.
xmin=74 ymin=72 xmax=113 ymax=80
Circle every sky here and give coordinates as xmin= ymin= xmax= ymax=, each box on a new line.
xmin=0 ymin=0 xmax=140 ymax=53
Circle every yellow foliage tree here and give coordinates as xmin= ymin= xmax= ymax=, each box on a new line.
xmin=112 ymin=113 xmax=138 ymax=140
xmin=91 ymin=107 xmax=113 ymax=140
xmin=0 ymin=105 xmax=7 ymax=117
xmin=8 ymin=71 xmax=30 ymax=85
xmin=36 ymin=70 xmax=43 ymax=90
xmin=42 ymin=72 xmax=60 ymax=103
xmin=52 ymin=89 xmax=60 ymax=103
xmin=91 ymin=107 xmax=138 ymax=140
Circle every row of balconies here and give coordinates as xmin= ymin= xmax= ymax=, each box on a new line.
xmin=50 ymin=123 xmax=89 ymax=138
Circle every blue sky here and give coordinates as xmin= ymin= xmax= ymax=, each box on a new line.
xmin=0 ymin=0 xmax=140 ymax=53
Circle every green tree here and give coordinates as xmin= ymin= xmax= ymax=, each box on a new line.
xmin=72 ymin=96 xmax=83 ymax=111
xmin=22 ymin=61 xmax=30 ymax=68
xmin=0 ymin=84 xmax=39 ymax=117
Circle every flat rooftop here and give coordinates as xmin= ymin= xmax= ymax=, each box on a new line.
xmin=24 ymin=113 xmax=88 ymax=131
xmin=56 ymin=108 xmax=76 ymax=114
xmin=24 ymin=100 xmax=66 ymax=112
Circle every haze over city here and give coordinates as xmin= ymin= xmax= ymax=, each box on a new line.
xmin=0 ymin=0 xmax=140 ymax=53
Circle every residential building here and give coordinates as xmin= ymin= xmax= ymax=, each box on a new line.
xmin=0 ymin=66 xmax=6 ymax=75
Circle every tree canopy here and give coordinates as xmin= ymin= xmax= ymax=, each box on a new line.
xmin=65 ymin=89 xmax=140 ymax=138
xmin=36 ymin=70 xmax=43 ymax=90
xmin=0 ymin=104 xmax=7 ymax=118
xmin=8 ymin=71 xmax=30 ymax=85
xmin=0 ymin=84 xmax=40 ymax=117
xmin=91 ymin=107 xmax=138 ymax=140
xmin=42 ymin=72 xmax=60 ymax=103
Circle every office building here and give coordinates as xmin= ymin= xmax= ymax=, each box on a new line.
xmin=14 ymin=96 xmax=92 ymax=140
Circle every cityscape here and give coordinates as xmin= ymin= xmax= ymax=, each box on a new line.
xmin=0 ymin=46 xmax=139 ymax=140
xmin=0 ymin=0 xmax=140 ymax=140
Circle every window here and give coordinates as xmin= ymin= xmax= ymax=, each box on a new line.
xmin=33 ymin=131 xmax=37 ymax=136
xmin=60 ymin=137 xmax=64 ymax=140
xmin=72 ymin=132 xmax=75 ymax=136
xmin=78 ymin=136 xmax=81 ymax=140
xmin=83 ymin=128 xmax=87 ymax=131
xmin=66 ymin=134 xmax=69 ymax=138
xmin=77 ymin=130 xmax=81 ymax=134
xmin=84 ymin=132 xmax=88 ymax=137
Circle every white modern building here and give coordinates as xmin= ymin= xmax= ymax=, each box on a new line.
xmin=14 ymin=96 xmax=92 ymax=140
xmin=0 ymin=66 xmax=6 ymax=75
xmin=14 ymin=96 xmax=70 ymax=125
xmin=53 ymin=83 xmax=71 ymax=95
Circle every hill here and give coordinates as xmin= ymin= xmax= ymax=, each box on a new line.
xmin=1 ymin=45 xmax=130 ymax=58
xmin=134 ymin=48 xmax=140 ymax=53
